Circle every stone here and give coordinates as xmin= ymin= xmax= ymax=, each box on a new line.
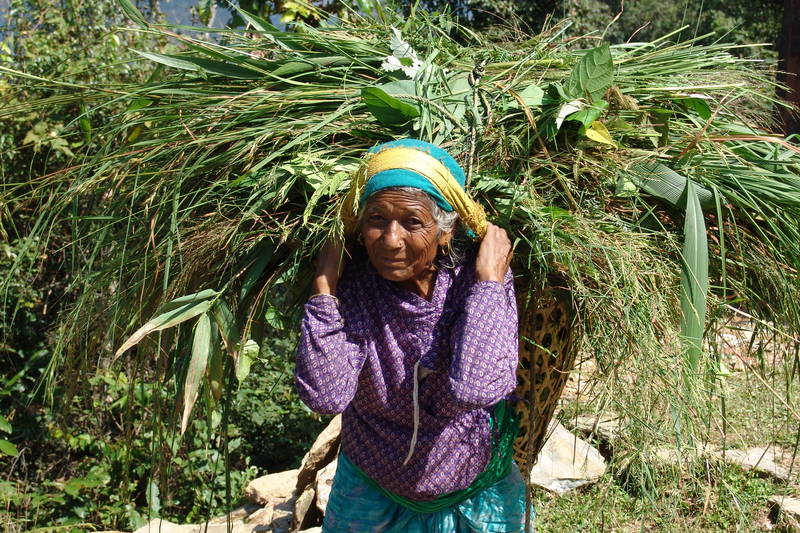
xmin=570 ymin=412 xmax=620 ymax=445
xmin=245 ymin=505 xmax=275 ymax=526
xmin=209 ymin=505 xmax=260 ymax=524
xmin=713 ymin=447 xmax=791 ymax=482
xmin=529 ymin=421 xmax=606 ymax=494
xmin=315 ymin=458 xmax=338 ymax=513
xmin=271 ymin=495 xmax=297 ymax=533
xmin=296 ymin=415 xmax=342 ymax=492
xmin=292 ymin=485 xmax=316 ymax=532
xmin=245 ymin=469 xmax=300 ymax=505
xmin=769 ymin=495 xmax=800 ymax=531
xmin=298 ymin=529 xmax=322 ymax=533
xmin=133 ymin=519 xmax=195 ymax=533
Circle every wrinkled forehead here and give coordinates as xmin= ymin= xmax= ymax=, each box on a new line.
xmin=363 ymin=187 xmax=437 ymax=216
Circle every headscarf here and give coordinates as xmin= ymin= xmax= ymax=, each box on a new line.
xmin=341 ymin=139 xmax=488 ymax=239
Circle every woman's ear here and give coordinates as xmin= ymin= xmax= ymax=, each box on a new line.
xmin=438 ymin=231 xmax=453 ymax=247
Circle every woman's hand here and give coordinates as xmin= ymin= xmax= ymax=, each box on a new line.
xmin=313 ymin=239 xmax=345 ymax=295
xmin=475 ymin=223 xmax=512 ymax=283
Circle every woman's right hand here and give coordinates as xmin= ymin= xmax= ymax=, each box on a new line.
xmin=313 ymin=239 xmax=345 ymax=295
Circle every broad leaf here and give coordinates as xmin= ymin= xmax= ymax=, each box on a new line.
xmin=567 ymin=100 xmax=609 ymax=127
xmin=584 ymin=121 xmax=615 ymax=146
xmin=680 ymin=97 xmax=712 ymax=120
xmin=181 ymin=313 xmax=212 ymax=434
xmin=0 ymin=415 xmax=10 ymax=434
xmin=565 ymin=44 xmax=613 ymax=102
xmin=509 ymin=84 xmax=545 ymax=108
xmin=236 ymin=339 xmax=259 ymax=382
xmin=627 ymin=162 xmax=715 ymax=209
xmin=361 ymin=86 xmax=420 ymax=126
xmin=239 ymin=239 xmax=277 ymax=302
xmin=680 ymin=181 xmax=709 ymax=377
xmin=0 ymin=439 xmax=18 ymax=457
xmin=115 ymin=290 xmax=217 ymax=356
xmin=211 ymin=301 xmax=241 ymax=354
xmin=208 ymin=323 xmax=224 ymax=402
xmin=134 ymin=51 xmax=263 ymax=79
xmin=118 ymin=0 xmax=148 ymax=28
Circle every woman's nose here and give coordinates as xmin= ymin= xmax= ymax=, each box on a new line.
xmin=382 ymin=220 xmax=403 ymax=248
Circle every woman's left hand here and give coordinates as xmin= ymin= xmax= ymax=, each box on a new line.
xmin=475 ymin=223 xmax=512 ymax=282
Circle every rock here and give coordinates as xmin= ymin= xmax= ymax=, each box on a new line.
xmin=296 ymin=415 xmax=342 ymax=492
xmin=133 ymin=519 xmax=195 ymax=533
xmin=245 ymin=469 xmax=300 ymax=505
xmin=570 ymin=412 xmax=620 ymax=445
xmin=769 ymin=495 xmax=800 ymax=531
xmin=529 ymin=421 xmax=606 ymax=494
xmin=298 ymin=529 xmax=322 ymax=533
xmin=713 ymin=447 xmax=791 ymax=482
xmin=271 ymin=495 xmax=297 ymax=533
xmin=650 ymin=444 xmax=718 ymax=465
xmin=208 ymin=505 xmax=260 ymax=524
xmin=292 ymin=485 xmax=316 ymax=532
xmin=246 ymin=505 xmax=275 ymax=526
xmin=315 ymin=458 xmax=338 ymax=513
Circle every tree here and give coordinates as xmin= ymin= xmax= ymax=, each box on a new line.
xmin=778 ymin=0 xmax=800 ymax=134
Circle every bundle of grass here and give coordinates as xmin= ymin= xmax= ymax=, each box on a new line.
xmin=4 ymin=0 xmax=800 ymax=504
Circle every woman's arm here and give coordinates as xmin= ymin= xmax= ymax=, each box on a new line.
xmin=443 ymin=268 xmax=518 ymax=411
xmin=295 ymin=240 xmax=367 ymax=414
xmin=427 ymin=224 xmax=518 ymax=413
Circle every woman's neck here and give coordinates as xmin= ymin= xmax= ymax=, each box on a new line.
xmin=398 ymin=268 xmax=437 ymax=300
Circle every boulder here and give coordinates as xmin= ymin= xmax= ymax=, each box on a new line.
xmin=529 ymin=421 xmax=606 ymax=494
xmin=133 ymin=519 xmax=195 ymax=533
xmin=769 ymin=495 xmax=800 ymax=531
xmin=292 ymin=485 xmax=316 ymax=532
xmin=315 ymin=458 xmax=338 ymax=513
xmin=570 ymin=412 xmax=620 ymax=446
xmin=296 ymin=415 xmax=342 ymax=492
xmin=713 ymin=447 xmax=791 ymax=482
xmin=298 ymin=529 xmax=322 ymax=533
xmin=245 ymin=469 xmax=300 ymax=505
xmin=271 ymin=495 xmax=297 ymax=533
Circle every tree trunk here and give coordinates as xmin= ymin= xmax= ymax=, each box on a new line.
xmin=778 ymin=0 xmax=800 ymax=135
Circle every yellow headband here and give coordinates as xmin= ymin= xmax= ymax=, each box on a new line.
xmin=340 ymin=147 xmax=488 ymax=239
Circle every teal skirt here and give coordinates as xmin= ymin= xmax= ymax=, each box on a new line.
xmin=322 ymin=453 xmax=534 ymax=533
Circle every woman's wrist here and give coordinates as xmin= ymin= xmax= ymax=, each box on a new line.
xmin=312 ymin=275 xmax=337 ymax=296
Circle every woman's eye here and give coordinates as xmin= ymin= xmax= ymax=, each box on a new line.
xmin=407 ymin=218 xmax=422 ymax=226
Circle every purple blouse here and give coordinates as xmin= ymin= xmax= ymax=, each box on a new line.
xmin=295 ymin=250 xmax=518 ymax=501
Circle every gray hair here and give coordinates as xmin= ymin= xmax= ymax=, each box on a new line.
xmin=357 ymin=187 xmax=463 ymax=267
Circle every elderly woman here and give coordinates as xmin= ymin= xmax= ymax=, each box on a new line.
xmin=295 ymin=139 xmax=528 ymax=532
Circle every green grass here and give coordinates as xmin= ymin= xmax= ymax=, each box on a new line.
xmin=545 ymin=323 xmax=800 ymax=532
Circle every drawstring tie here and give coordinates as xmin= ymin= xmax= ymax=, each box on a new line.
xmin=403 ymin=361 xmax=433 ymax=465
xmin=403 ymin=360 xmax=422 ymax=465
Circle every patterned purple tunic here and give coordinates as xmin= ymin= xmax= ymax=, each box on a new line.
xmin=295 ymin=250 xmax=518 ymax=501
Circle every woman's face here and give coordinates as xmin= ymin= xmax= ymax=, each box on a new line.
xmin=361 ymin=189 xmax=451 ymax=293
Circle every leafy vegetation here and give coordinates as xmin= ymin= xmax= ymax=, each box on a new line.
xmin=2 ymin=0 xmax=800 ymax=531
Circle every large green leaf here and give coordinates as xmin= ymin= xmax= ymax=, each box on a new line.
xmin=680 ymin=181 xmax=709 ymax=377
xmin=567 ymin=100 xmax=609 ymax=127
xmin=181 ymin=313 xmax=212 ymax=434
xmin=118 ymin=0 xmax=148 ymax=28
xmin=361 ymin=86 xmax=420 ymax=126
xmin=236 ymin=339 xmax=259 ymax=383
xmin=0 ymin=439 xmax=18 ymax=457
xmin=627 ymin=162 xmax=715 ymax=209
xmin=134 ymin=51 xmax=264 ymax=79
xmin=211 ymin=300 xmax=241 ymax=355
xmin=115 ymin=290 xmax=217 ymax=356
xmin=565 ymin=44 xmax=613 ymax=102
